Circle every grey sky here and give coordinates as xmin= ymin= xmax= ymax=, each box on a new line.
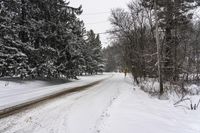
xmin=70 ymin=0 xmax=131 ymax=47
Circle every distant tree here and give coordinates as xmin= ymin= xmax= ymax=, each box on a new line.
xmin=103 ymin=43 xmax=123 ymax=72
xmin=85 ymin=30 xmax=104 ymax=74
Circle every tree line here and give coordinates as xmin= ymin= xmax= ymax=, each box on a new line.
xmin=105 ymin=0 xmax=200 ymax=95
xmin=0 ymin=0 xmax=103 ymax=79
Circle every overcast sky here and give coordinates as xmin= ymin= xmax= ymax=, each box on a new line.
xmin=70 ymin=0 xmax=131 ymax=47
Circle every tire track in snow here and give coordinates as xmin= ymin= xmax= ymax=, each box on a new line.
xmin=0 ymin=82 xmax=102 ymax=133
xmin=0 ymin=74 xmax=127 ymax=133
xmin=94 ymin=87 xmax=120 ymax=133
xmin=0 ymin=75 xmax=112 ymax=133
xmin=0 ymin=76 xmax=109 ymax=119
xmin=1 ymin=89 xmax=94 ymax=133
xmin=94 ymin=77 xmax=134 ymax=133
xmin=30 ymin=77 xmax=115 ymax=133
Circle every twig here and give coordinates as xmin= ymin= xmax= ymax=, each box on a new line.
xmin=197 ymin=99 xmax=200 ymax=108
xmin=174 ymin=98 xmax=191 ymax=106
xmin=174 ymin=105 xmax=191 ymax=110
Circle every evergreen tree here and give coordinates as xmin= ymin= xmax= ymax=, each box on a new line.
xmin=85 ymin=30 xmax=104 ymax=74
xmin=103 ymin=45 xmax=118 ymax=72
xmin=0 ymin=0 xmax=86 ymax=79
xmin=93 ymin=34 xmax=104 ymax=73
xmin=0 ymin=0 xmax=29 ymax=78
xmin=25 ymin=0 xmax=85 ymax=79
xmin=0 ymin=0 xmax=104 ymax=79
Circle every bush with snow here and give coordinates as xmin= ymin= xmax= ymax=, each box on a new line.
xmin=187 ymin=84 xmax=200 ymax=95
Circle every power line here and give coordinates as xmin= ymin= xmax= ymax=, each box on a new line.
xmin=97 ymin=30 xmax=121 ymax=35
xmin=98 ymin=31 xmax=110 ymax=35
xmin=85 ymin=21 xmax=109 ymax=25
xmin=81 ymin=11 xmax=110 ymax=16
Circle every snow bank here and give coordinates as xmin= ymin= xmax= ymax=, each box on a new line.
xmin=139 ymin=78 xmax=200 ymax=98
xmin=140 ymin=80 xmax=160 ymax=92
xmin=187 ymin=84 xmax=200 ymax=95
xmin=98 ymin=76 xmax=200 ymax=133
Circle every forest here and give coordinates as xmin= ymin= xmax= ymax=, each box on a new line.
xmin=0 ymin=0 xmax=103 ymax=79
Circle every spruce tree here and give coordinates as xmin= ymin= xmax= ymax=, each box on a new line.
xmin=0 ymin=0 xmax=29 ymax=78
xmin=85 ymin=30 xmax=104 ymax=74
xmin=0 ymin=0 xmax=86 ymax=79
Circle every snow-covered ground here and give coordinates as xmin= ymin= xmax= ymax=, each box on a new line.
xmin=0 ymin=74 xmax=110 ymax=111
xmin=98 ymin=81 xmax=200 ymax=133
xmin=0 ymin=73 xmax=200 ymax=133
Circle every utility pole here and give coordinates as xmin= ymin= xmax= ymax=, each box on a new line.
xmin=154 ymin=0 xmax=164 ymax=96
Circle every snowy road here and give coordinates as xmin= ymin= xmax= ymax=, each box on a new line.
xmin=0 ymin=73 xmax=200 ymax=133
xmin=0 ymin=73 xmax=131 ymax=133
xmin=0 ymin=74 xmax=110 ymax=114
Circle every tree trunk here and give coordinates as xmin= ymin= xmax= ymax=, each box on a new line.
xmin=154 ymin=0 xmax=164 ymax=96
xmin=163 ymin=1 xmax=173 ymax=81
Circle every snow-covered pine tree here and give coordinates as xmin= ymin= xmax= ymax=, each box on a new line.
xmin=24 ymin=0 xmax=85 ymax=79
xmin=0 ymin=0 xmax=29 ymax=78
xmin=27 ymin=0 xmax=85 ymax=79
xmin=44 ymin=0 xmax=85 ymax=79
xmin=85 ymin=30 xmax=104 ymax=75
xmin=0 ymin=0 xmax=98 ymax=79
xmin=94 ymin=34 xmax=104 ymax=73
xmin=0 ymin=0 xmax=85 ymax=79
